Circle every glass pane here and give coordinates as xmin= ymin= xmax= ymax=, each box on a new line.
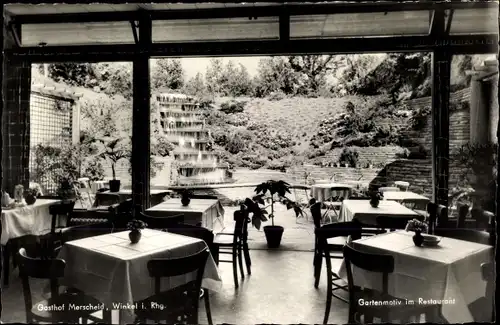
xmin=152 ymin=17 xmax=279 ymax=43
xmin=290 ymin=11 xmax=430 ymax=38
xmin=21 ymin=22 xmax=135 ymax=46
xmin=448 ymin=8 xmax=498 ymax=35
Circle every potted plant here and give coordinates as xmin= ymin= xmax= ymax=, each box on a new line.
xmin=405 ymin=218 xmax=428 ymax=247
xmin=24 ymin=187 xmax=41 ymax=205
xmin=369 ymin=190 xmax=383 ymax=208
xmin=180 ymin=189 xmax=193 ymax=206
xmin=57 ymin=178 xmax=77 ymax=202
xmin=97 ymin=137 xmax=131 ymax=192
xmin=245 ymin=180 xmax=303 ymax=248
xmin=127 ymin=219 xmax=148 ymax=244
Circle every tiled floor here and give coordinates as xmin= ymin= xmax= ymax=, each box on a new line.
xmin=1 ymin=250 xmax=348 ymax=324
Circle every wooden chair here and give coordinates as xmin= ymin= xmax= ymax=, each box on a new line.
xmin=167 ymin=223 xmax=215 ymax=258
xmin=139 ymin=212 xmax=185 ymax=230
xmin=107 ymin=199 xmax=134 ymax=230
xmin=315 ymin=221 xmax=362 ymax=323
xmin=17 ymin=248 xmax=109 ymax=324
xmin=213 ymin=210 xmax=248 ymax=289
xmin=456 ymin=204 xmax=470 ymax=228
xmin=134 ymin=247 xmax=212 ymax=325
xmin=434 ymin=228 xmax=492 ymax=246
xmin=376 ymin=215 xmax=425 ymax=232
xmin=470 ymin=208 xmax=493 ymax=231
xmin=427 ymin=203 xmax=448 ymax=234
xmin=471 ymin=262 xmax=495 ymax=322
xmin=323 ymin=186 xmax=351 ymax=223
xmin=343 ymin=244 xmax=436 ymax=324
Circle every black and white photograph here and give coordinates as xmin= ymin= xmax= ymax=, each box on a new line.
xmin=0 ymin=1 xmax=498 ymax=324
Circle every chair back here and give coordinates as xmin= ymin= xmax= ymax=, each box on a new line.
xmin=49 ymin=201 xmax=76 ymax=248
xmin=471 ymin=208 xmax=491 ymax=231
xmin=427 ymin=203 xmax=447 ymax=233
xmin=379 ymin=187 xmax=400 ymax=193
xmin=18 ymin=248 xmax=66 ymax=321
xmin=233 ymin=209 xmax=249 ymax=241
xmin=456 ymin=204 xmax=470 ymax=228
xmin=376 ymin=215 xmax=424 ymax=232
xmin=139 ymin=212 xmax=184 ymax=230
xmin=167 ymin=223 xmax=215 ymax=253
xmin=147 ymin=247 xmax=210 ymax=324
xmin=481 ymin=262 xmax=495 ymax=322
xmin=347 ymin=196 xmax=370 ymax=200
xmin=329 ymin=186 xmax=352 ymax=201
xmin=60 ymin=221 xmax=114 ymax=244
xmin=310 ymin=202 xmax=322 ymax=229
xmin=315 ymin=221 xmax=362 ymax=251
xmin=434 ymin=228 xmax=492 ymax=245
xmin=343 ymin=243 xmax=394 ymax=298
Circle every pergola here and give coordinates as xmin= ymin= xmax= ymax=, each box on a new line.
xmin=2 ymin=1 xmax=499 ymax=215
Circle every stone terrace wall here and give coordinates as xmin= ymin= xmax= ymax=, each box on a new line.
xmin=288 ymin=165 xmax=382 ymax=185
xmin=403 ymin=88 xmax=471 ymax=152
xmin=321 ymin=146 xmax=405 ymax=167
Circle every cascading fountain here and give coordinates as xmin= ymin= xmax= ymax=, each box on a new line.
xmin=155 ymin=93 xmax=232 ymax=185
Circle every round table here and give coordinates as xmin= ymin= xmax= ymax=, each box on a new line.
xmin=91 ymin=180 xmax=108 ymax=193
xmin=394 ymin=181 xmax=410 ymax=191
xmin=311 ymin=183 xmax=353 ymax=202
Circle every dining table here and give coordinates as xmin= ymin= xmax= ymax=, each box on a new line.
xmin=310 ymin=183 xmax=353 ymax=202
xmin=94 ymin=189 xmax=172 ymax=208
xmin=1 ymin=199 xmax=60 ymax=245
xmin=57 ymin=228 xmax=222 ymax=324
xmin=145 ymin=198 xmax=225 ymax=231
xmin=337 ymin=230 xmax=493 ymax=323
xmin=383 ymin=191 xmax=430 ymax=205
xmin=339 ymin=199 xmax=420 ymax=225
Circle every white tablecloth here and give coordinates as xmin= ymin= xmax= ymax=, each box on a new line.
xmin=91 ymin=180 xmax=108 ymax=193
xmin=337 ymin=231 xmax=493 ymax=323
xmin=146 ymin=198 xmax=225 ymax=231
xmin=383 ymin=191 xmax=430 ymax=204
xmin=340 ymin=199 xmax=419 ymax=225
xmin=58 ymin=229 xmax=222 ymax=324
xmin=1 ymin=199 xmax=60 ymax=245
xmin=311 ymin=183 xmax=352 ymax=202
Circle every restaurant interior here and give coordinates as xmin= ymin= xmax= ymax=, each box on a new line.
xmin=1 ymin=2 xmax=498 ymax=324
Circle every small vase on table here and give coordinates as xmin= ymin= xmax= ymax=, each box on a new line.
xmin=412 ymin=231 xmax=424 ymax=247
xmin=127 ymin=219 xmax=148 ymax=244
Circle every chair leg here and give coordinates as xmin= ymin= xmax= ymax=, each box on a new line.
xmin=232 ymin=249 xmax=239 ymax=289
xmin=323 ymin=291 xmax=332 ymax=324
xmin=237 ymin=245 xmax=245 ymax=279
xmin=314 ymin=252 xmax=322 ymax=288
xmin=243 ymin=242 xmax=251 ymax=275
xmin=212 ymin=245 xmax=220 ymax=265
xmin=204 ymin=290 xmax=213 ymax=325
xmin=3 ymin=243 xmax=10 ymax=287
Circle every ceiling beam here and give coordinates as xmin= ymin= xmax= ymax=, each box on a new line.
xmin=10 ymin=1 xmax=497 ymax=25
xmin=5 ymin=34 xmax=497 ymax=63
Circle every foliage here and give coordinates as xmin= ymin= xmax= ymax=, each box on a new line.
xmin=152 ymin=59 xmax=184 ymax=91
xmin=452 ymin=142 xmax=497 ymax=210
xmin=253 ymin=57 xmax=301 ymax=97
xmin=339 ymin=148 xmax=359 ymax=167
xmin=244 ymin=180 xmax=303 ymax=229
xmin=47 ymin=63 xmax=98 ymax=88
xmin=267 ymin=91 xmax=287 ymax=101
xmin=220 ymin=100 xmax=246 ymax=114
xmin=127 ymin=219 xmax=148 ymax=231
xmin=96 ymin=137 xmax=131 ymax=180
xmin=288 ymin=55 xmax=340 ymax=95
xmin=205 ymin=59 xmax=254 ymax=97
xmin=82 ymin=157 xmax=105 ymax=182
xmin=405 ymin=218 xmax=428 ymax=233
xmin=409 ymin=105 xmax=431 ymax=130
xmin=93 ymin=62 xmax=132 ymax=99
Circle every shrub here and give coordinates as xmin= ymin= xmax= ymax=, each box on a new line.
xmin=410 ymin=105 xmax=431 ymax=130
xmin=82 ymin=157 xmax=105 ymax=181
xmin=267 ymin=91 xmax=286 ymax=101
xmin=227 ymin=137 xmax=246 ymax=154
xmin=220 ymin=100 xmax=246 ymax=114
xmin=339 ymin=148 xmax=360 ymax=167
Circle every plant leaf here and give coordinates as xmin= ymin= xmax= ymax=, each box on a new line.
xmin=252 ymin=216 xmax=261 ymax=230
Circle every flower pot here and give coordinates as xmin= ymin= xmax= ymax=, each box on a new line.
xmin=263 ymin=225 xmax=284 ymax=249
xmin=369 ymin=198 xmax=380 ymax=208
xmin=412 ymin=231 xmax=424 ymax=247
xmin=181 ymin=196 xmax=191 ymax=206
xmin=25 ymin=194 xmax=37 ymax=205
xmin=109 ymin=179 xmax=121 ymax=192
xmin=129 ymin=230 xmax=142 ymax=244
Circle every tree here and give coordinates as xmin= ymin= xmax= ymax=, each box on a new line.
xmin=288 ymin=55 xmax=340 ymax=95
xmin=93 ymin=62 xmax=132 ymax=99
xmin=47 ymin=63 xmax=98 ymax=88
xmin=226 ymin=63 xmax=254 ymax=96
xmin=183 ymin=72 xmax=206 ymax=97
xmin=205 ymin=58 xmax=225 ymax=95
xmin=152 ymin=59 xmax=185 ymax=91
xmin=253 ymin=57 xmax=300 ymax=97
